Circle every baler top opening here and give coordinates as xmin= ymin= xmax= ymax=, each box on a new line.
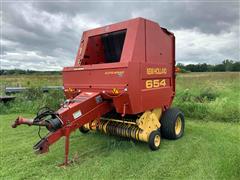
xmin=81 ymin=29 xmax=127 ymax=65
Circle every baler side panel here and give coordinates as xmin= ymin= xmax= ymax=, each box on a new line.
xmin=124 ymin=62 xmax=142 ymax=114
xmin=139 ymin=20 xmax=175 ymax=110
xmin=129 ymin=18 xmax=146 ymax=63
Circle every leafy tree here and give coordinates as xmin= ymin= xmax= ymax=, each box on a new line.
xmin=176 ymin=60 xmax=240 ymax=72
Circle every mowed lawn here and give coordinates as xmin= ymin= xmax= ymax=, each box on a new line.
xmin=0 ymin=114 xmax=239 ymax=179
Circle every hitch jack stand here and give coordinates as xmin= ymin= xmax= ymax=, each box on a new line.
xmin=59 ymin=128 xmax=71 ymax=167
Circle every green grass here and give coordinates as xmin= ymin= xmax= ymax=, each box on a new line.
xmin=0 ymin=114 xmax=239 ymax=179
xmin=0 ymin=88 xmax=64 ymax=114
xmin=0 ymin=72 xmax=239 ymax=179
xmin=1 ymin=72 xmax=239 ymax=122
xmin=173 ymin=72 xmax=240 ymax=122
xmin=0 ymin=74 xmax=62 ymax=87
xmin=0 ymin=74 xmax=62 ymax=96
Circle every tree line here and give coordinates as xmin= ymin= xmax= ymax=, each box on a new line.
xmin=0 ymin=60 xmax=239 ymax=75
xmin=177 ymin=60 xmax=240 ymax=72
xmin=0 ymin=69 xmax=61 ymax=75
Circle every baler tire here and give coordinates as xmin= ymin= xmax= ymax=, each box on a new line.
xmin=79 ymin=126 xmax=89 ymax=134
xmin=160 ymin=108 xmax=184 ymax=140
xmin=148 ymin=130 xmax=161 ymax=151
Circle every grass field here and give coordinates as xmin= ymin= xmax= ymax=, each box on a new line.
xmin=1 ymin=114 xmax=239 ymax=179
xmin=0 ymin=72 xmax=240 ymax=179
xmin=0 ymin=74 xmax=62 ymax=88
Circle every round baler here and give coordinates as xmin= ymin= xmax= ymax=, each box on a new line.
xmin=12 ymin=17 xmax=184 ymax=165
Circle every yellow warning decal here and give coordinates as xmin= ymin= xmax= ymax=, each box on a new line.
xmin=112 ymin=88 xmax=120 ymax=95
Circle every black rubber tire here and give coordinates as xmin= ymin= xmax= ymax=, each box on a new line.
xmin=79 ymin=126 xmax=89 ymax=134
xmin=160 ymin=108 xmax=184 ymax=139
xmin=148 ymin=130 xmax=161 ymax=151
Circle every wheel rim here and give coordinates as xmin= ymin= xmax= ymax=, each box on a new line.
xmin=154 ymin=134 xmax=161 ymax=147
xmin=175 ymin=117 xmax=182 ymax=135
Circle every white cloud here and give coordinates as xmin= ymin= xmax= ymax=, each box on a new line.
xmin=1 ymin=2 xmax=239 ymax=70
xmin=17 ymin=3 xmax=102 ymax=34
xmin=1 ymin=50 xmax=64 ymax=70
xmin=71 ymin=14 xmax=101 ymax=32
xmin=20 ymin=3 xmax=67 ymax=33
xmin=1 ymin=39 xmax=19 ymax=47
xmin=131 ymin=8 xmax=156 ymax=20
xmin=175 ymin=25 xmax=239 ymax=64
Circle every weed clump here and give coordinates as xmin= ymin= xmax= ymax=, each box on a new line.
xmin=174 ymin=85 xmax=239 ymax=123
xmin=0 ymin=88 xmax=64 ymax=114
xmin=198 ymin=88 xmax=218 ymax=102
xmin=178 ymin=88 xmax=218 ymax=103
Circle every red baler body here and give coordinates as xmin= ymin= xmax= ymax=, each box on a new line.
xmin=12 ymin=18 xmax=177 ymax=165
xmin=63 ymin=17 xmax=175 ymax=114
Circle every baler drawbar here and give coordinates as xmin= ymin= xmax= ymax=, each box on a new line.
xmin=12 ymin=92 xmax=112 ymax=165
xmin=12 ymin=17 xmax=185 ymax=166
